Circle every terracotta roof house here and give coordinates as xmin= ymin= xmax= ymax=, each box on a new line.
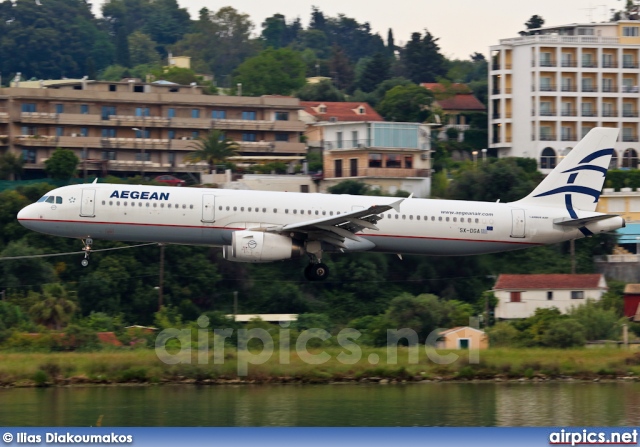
xmin=420 ymin=83 xmax=486 ymax=142
xmin=300 ymin=101 xmax=383 ymax=123
xmin=493 ymin=274 xmax=607 ymax=319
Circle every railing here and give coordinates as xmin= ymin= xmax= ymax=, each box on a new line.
xmin=539 ymin=134 xmax=557 ymax=141
xmin=538 ymin=60 xmax=557 ymax=67
xmin=622 ymin=86 xmax=640 ymax=93
xmin=323 ymin=167 xmax=429 ymax=178
xmin=602 ymin=110 xmax=618 ymax=117
xmin=581 ymin=86 xmax=598 ymax=92
xmin=602 ymin=85 xmax=619 ymax=93
xmin=581 ymin=111 xmax=598 ymax=117
xmin=491 ymin=64 xmax=512 ymax=70
xmin=539 ymin=110 xmax=556 ymax=117
xmin=561 ymin=61 xmax=578 ymax=67
xmin=602 ymin=61 xmax=618 ymax=68
xmin=538 ymin=85 xmax=557 ymax=92
xmin=582 ymin=62 xmax=598 ymax=68
xmin=623 ymin=62 xmax=639 ymax=69
xmin=561 ymin=85 xmax=578 ymax=92
xmin=561 ymin=109 xmax=577 ymax=116
xmin=561 ymin=134 xmax=574 ymax=141
xmin=622 ymin=135 xmax=639 ymax=142
xmin=500 ymin=35 xmax=619 ymax=46
xmin=594 ymin=255 xmax=640 ymax=263
xmin=491 ymin=88 xmax=512 ymax=94
xmin=623 ymin=111 xmax=639 ymax=118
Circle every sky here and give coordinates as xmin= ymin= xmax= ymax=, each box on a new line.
xmin=94 ymin=0 xmax=623 ymax=60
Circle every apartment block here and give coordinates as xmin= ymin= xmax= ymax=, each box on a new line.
xmin=0 ymin=80 xmax=306 ymax=177
xmin=320 ymin=121 xmax=432 ymax=197
xmin=490 ymin=21 xmax=640 ymax=171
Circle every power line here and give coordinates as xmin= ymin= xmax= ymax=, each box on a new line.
xmin=0 ymin=243 xmax=158 ymax=261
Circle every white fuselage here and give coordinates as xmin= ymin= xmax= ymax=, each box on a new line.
xmin=16 ymin=184 xmax=623 ymax=257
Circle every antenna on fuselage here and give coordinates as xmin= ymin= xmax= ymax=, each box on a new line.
xmin=92 ymin=178 xmax=98 ymax=184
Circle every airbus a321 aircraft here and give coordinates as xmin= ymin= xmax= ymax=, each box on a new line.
xmin=17 ymin=127 xmax=624 ymax=281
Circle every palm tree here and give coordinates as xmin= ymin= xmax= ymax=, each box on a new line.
xmin=184 ymin=130 xmax=239 ymax=173
xmin=29 ymin=284 xmax=77 ymax=330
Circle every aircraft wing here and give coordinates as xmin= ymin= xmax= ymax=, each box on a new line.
xmin=263 ymin=198 xmax=404 ymax=248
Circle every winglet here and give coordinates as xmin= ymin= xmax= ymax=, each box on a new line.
xmin=389 ymin=198 xmax=404 ymax=212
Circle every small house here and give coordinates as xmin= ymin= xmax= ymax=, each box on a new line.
xmin=437 ymin=327 xmax=489 ymax=350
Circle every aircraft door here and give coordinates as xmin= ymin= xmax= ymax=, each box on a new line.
xmin=80 ymin=189 xmax=96 ymax=217
xmin=510 ymin=209 xmax=526 ymax=238
xmin=202 ymin=194 xmax=215 ymax=223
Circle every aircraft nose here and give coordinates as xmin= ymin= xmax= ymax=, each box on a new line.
xmin=17 ymin=204 xmax=35 ymax=227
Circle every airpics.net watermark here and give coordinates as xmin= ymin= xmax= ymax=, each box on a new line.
xmin=153 ymin=316 xmax=481 ymax=376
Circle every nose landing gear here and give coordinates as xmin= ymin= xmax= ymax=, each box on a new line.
xmin=81 ymin=237 xmax=93 ymax=267
xmin=304 ymin=262 xmax=330 ymax=281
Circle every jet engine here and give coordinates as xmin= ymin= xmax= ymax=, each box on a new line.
xmin=222 ymin=230 xmax=305 ymax=263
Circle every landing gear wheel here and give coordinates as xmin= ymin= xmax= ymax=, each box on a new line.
xmin=304 ymin=263 xmax=330 ymax=281
xmin=81 ymin=237 xmax=93 ymax=267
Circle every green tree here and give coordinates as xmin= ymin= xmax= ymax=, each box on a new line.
xmin=184 ymin=130 xmax=239 ymax=172
xmin=383 ymin=293 xmax=453 ymax=343
xmin=356 ymin=52 xmax=391 ymax=93
xmin=542 ymin=318 xmax=586 ymax=348
xmin=29 ymin=284 xmax=77 ymax=330
xmin=377 ymin=84 xmax=433 ymax=122
xmin=297 ymin=79 xmax=345 ymax=101
xmin=0 ymin=152 xmax=24 ymax=180
xmin=520 ymin=15 xmax=545 ymax=35
xmin=232 ymin=47 xmax=307 ymax=96
xmin=329 ymin=46 xmax=355 ymax=91
xmin=569 ymin=300 xmax=620 ymax=341
xmin=400 ymin=31 xmax=446 ymax=83
xmin=44 ymin=148 xmax=79 ymax=180
xmin=172 ymin=6 xmax=258 ymax=78
xmin=128 ymin=31 xmax=161 ymax=67
xmin=1 ymin=240 xmax=57 ymax=289
xmin=327 ymin=180 xmax=371 ymax=195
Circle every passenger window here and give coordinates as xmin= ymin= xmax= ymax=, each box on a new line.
xmin=438 ymin=217 xmax=442 ymax=221
xmin=293 ymin=210 xmax=297 ymax=214
xmin=416 ymin=216 xmax=420 ymax=220
xmin=124 ymin=202 xmax=127 ymax=207
xmin=182 ymin=205 xmax=186 ymax=209
xmin=285 ymin=209 xmax=288 ymax=213
xmin=241 ymin=207 xmax=244 ymax=211
xmin=226 ymin=206 xmax=230 ymax=211
xmin=161 ymin=203 xmax=164 ymax=208
xmin=102 ymin=201 xmax=106 ymax=205
xmin=233 ymin=207 xmax=237 ymax=211
xmin=322 ymin=211 xmax=326 ymax=215
xmin=273 ymin=209 xmax=277 ymax=213
xmin=263 ymin=208 xmax=266 ymax=212
xmin=395 ymin=215 xmax=399 ymax=219
xmin=146 ymin=203 xmax=150 ymax=207
xmin=475 ymin=218 xmax=479 ymax=223
xmin=431 ymin=216 xmax=435 ymax=221
xmin=219 ymin=206 xmax=222 ymax=210
xmin=453 ymin=217 xmax=457 ymax=222
xmin=330 ymin=211 xmax=334 ymax=216
xmin=402 ymin=215 xmax=406 ymax=219
xmin=190 ymin=205 xmax=193 ymax=209
xmin=446 ymin=217 xmax=450 ymax=222
xmin=139 ymin=203 xmax=142 ymax=207
xmin=153 ymin=203 xmax=157 ymax=208
xmin=109 ymin=201 xmax=113 ymax=206
xmin=410 ymin=215 xmax=413 ymax=220
xmin=248 ymin=207 xmax=252 ymax=212
xmin=168 ymin=204 xmax=171 ymax=208
xmin=315 ymin=211 xmax=319 ymax=215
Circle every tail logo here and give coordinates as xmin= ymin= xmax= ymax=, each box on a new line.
xmin=533 ymin=147 xmax=613 ymax=236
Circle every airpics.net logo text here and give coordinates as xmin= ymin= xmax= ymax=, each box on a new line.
xmin=153 ymin=316 xmax=481 ymax=376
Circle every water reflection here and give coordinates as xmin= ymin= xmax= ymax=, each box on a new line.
xmin=0 ymin=382 xmax=637 ymax=427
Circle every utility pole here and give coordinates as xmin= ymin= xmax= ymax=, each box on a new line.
xmin=570 ymin=239 xmax=576 ymax=274
xmin=158 ymin=244 xmax=165 ymax=311
xmin=233 ymin=291 xmax=238 ymax=316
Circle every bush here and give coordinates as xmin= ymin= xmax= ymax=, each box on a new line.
xmin=486 ymin=322 xmax=520 ymax=347
xmin=542 ymin=319 xmax=586 ymax=348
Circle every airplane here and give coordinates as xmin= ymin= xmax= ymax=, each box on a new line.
xmin=17 ymin=127 xmax=625 ymax=281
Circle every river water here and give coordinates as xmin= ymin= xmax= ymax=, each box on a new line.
xmin=1 ymin=382 xmax=639 ymax=426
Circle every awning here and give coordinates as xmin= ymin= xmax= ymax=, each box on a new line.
xmin=615 ymin=223 xmax=640 ymax=244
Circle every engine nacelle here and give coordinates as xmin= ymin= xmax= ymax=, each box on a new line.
xmin=223 ymin=230 xmax=305 ymax=263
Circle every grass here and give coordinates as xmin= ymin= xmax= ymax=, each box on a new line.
xmin=0 ymin=348 xmax=638 ymax=386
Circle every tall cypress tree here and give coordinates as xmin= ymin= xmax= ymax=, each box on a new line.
xmin=115 ymin=27 xmax=131 ymax=68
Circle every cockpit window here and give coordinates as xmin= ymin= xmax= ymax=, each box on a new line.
xmin=56 ymin=197 xmax=62 ymax=204
xmin=37 ymin=196 xmax=48 ymax=203
xmin=45 ymin=196 xmax=55 ymax=203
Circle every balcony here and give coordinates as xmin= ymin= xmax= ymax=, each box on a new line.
xmin=561 ymin=85 xmax=578 ymax=92
xmin=500 ymin=35 xmax=619 ymax=46
xmin=0 ymin=135 xmax=7 ymax=146
xmin=623 ymin=62 xmax=639 ymax=69
xmin=582 ymin=62 xmax=598 ymax=68
xmin=581 ymin=110 xmax=597 ymax=117
xmin=539 ymin=134 xmax=557 ymax=141
xmin=602 ymin=85 xmax=619 ymax=93
xmin=623 ymin=111 xmax=639 ymax=118
xmin=0 ymin=113 xmax=8 ymax=123
xmin=561 ymin=134 xmax=574 ymax=142
xmin=106 ymin=115 xmax=170 ymax=128
xmin=491 ymin=88 xmax=512 ymax=95
xmin=323 ymin=167 xmax=428 ymax=179
xmin=538 ymin=85 xmax=557 ymax=92
xmin=538 ymin=60 xmax=557 ymax=67
xmin=539 ymin=110 xmax=556 ymax=117
xmin=561 ymin=109 xmax=577 ymax=117
xmin=622 ymin=86 xmax=640 ymax=93
xmin=602 ymin=110 xmax=618 ymax=117
xmin=491 ymin=63 xmax=512 ymax=70
xmin=581 ymin=86 xmax=598 ymax=93
xmin=602 ymin=61 xmax=618 ymax=69
xmin=561 ymin=61 xmax=578 ymax=68
xmin=622 ymin=135 xmax=639 ymax=142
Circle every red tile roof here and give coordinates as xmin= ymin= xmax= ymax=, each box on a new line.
xmin=421 ymin=83 xmax=472 ymax=94
xmin=300 ymin=101 xmax=383 ymax=122
xmin=493 ymin=274 xmax=605 ymax=290
xmin=434 ymin=94 xmax=486 ymax=111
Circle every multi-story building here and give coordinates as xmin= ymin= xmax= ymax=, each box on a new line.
xmin=490 ymin=21 xmax=640 ymax=171
xmin=320 ymin=121 xmax=432 ymax=197
xmin=0 ymin=79 xmax=306 ymax=178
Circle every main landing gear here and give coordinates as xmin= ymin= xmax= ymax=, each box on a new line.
xmin=81 ymin=237 xmax=93 ymax=267
xmin=304 ymin=262 xmax=330 ymax=281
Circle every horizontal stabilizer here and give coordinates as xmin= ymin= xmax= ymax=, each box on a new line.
xmin=553 ymin=214 xmax=619 ymax=227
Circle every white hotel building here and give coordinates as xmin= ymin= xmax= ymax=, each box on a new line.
xmin=490 ymin=21 xmax=640 ymax=171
